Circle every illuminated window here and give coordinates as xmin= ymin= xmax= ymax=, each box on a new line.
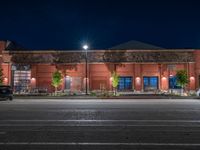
xmin=118 ymin=77 xmax=132 ymax=91
xmin=14 ymin=70 xmax=31 ymax=92
xmin=169 ymin=76 xmax=181 ymax=89
xmin=143 ymin=76 xmax=158 ymax=91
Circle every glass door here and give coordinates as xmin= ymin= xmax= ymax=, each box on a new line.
xmin=14 ymin=70 xmax=31 ymax=93
xmin=118 ymin=77 xmax=132 ymax=91
xmin=65 ymin=76 xmax=71 ymax=90
xmin=143 ymin=76 xmax=158 ymax=91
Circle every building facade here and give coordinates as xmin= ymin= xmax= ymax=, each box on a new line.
xmin=0 ymin=40 xmax=200 ymax=93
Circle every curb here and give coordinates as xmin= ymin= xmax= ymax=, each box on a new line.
xmin=13 ymin=96 xmax=199 ymax=100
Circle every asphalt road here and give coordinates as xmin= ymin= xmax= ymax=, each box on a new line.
xmin=0 ymin=99 xmax=200 ymax=150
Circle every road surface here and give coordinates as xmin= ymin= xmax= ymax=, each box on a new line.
xmin=0 ymin=99 xmax=200 ymax=150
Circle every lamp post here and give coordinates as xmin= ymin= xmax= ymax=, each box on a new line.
xmin=83 ymin=44 xmax=89 ymax=95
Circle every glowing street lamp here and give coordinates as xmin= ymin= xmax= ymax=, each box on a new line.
xmin=83 ymin=44 xmax=88 ymax=50
xmin=83 ymin=44 xmax=89 ymax=95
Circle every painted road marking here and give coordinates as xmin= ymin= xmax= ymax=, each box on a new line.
xmin=0 ymin=119 xmax=200 ymax=127
xmin=0 ymin=119 xmax=200 ymax=122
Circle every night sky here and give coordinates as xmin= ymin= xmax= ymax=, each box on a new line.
xmin=0 ymin=0 xmax=200 ymax=50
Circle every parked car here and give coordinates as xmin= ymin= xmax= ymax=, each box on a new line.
xmin=0 ymin=85 xmax=13 ymax=100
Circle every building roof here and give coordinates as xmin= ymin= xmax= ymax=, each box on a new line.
xmin=0 ymin=40 xmax=195 ymax=52
xmin=5 ymin=40 xmax=26 ymax=50
xmin=1 ymin=40 xmax=194 ymax=63
xmin=7 ymin=50 xmax=194 ymax=64
xmin=109 ymin=40 xmax=164 ymax=50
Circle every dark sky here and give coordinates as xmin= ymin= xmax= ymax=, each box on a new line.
xmin=1 ymin=0 xmax=200 ymax=50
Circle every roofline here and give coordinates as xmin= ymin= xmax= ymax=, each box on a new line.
xmin=3 ymin=49 xmax=196 ymax=54
xmin=2 ymin=62 xmax=195 ymax=64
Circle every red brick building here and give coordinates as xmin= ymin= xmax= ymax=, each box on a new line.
xmin=0 ymin=40 xmax=199 ymax=93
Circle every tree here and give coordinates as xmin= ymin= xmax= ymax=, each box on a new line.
xmin=176 ymin=70 xmax=189 ymax=96
xmin=112 ymin=71 xmax=120 ymax=96
xmin=0 ymin=68 xmax=4 ymax=85
xmin=52 ymin=70 xmax=62 ymax=94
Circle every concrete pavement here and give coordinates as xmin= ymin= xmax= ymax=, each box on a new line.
xmin=0 ymin=99 xmax=200 ymax=149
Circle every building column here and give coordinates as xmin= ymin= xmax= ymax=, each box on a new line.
xmin=161 ymin=64 xmax=168 ymax=91
xmin=134 ymin=64 xmax=142 ymax=91
xmin=188 ymin=63 xmax=195 ymax=90
xmin=159 ymin=64 xmax=162 ymax=90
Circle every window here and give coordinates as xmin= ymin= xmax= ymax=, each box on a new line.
xmin=143 ymin=76 xmax=158 ymax=91
xmin=14 ymin=70 xmax=31 ymax=92
xmin=12 ymin=65 xmax=31 ymax=93
xmin=118 ymin=77 xmax=132 ymax=91
xmin=169 ymin=76 xmax=181 ymax=89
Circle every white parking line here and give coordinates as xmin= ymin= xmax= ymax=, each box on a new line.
xmin=1 ymin=124 xmax=200 ymax=127
xmin=0 ymin=119 xmax=200 ymax=127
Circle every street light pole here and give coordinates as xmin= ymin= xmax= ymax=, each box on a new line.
xmin=83 ymin=44 xmax=89 ymax=95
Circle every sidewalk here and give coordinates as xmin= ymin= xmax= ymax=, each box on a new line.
xmin=13 ymin=95 xmax=199 ymax=100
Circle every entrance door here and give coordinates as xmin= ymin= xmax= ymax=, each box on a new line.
xmin=13 ymin=70 xmax=31 ymax=93
xmin=143 ymin=76 xmax=158 ymax=91
xmin=118 ymin=77 xmax=132 ymax=91
xmin=65 ymin=76 xmax=71 ymax=90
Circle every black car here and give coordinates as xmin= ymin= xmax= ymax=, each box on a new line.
xmin=0 ymin=85 xmax=13 ymax=100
